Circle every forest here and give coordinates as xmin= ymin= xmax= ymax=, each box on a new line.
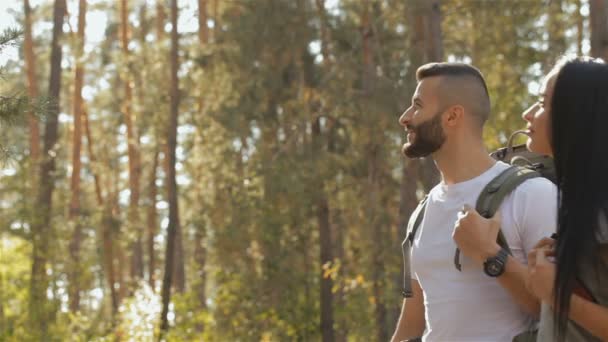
xmin=0 ymin=0 xmax=607 ymax=340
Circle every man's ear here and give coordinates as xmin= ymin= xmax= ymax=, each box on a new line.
xmin=445 ymin=105 xmax=464 ymax=127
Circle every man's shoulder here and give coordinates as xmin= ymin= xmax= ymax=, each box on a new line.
xmin=511 ymin=176 xmax=557 ymax=197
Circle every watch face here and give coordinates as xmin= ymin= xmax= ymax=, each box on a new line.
xmin=486 ymin=261 xmax=502 ymax=276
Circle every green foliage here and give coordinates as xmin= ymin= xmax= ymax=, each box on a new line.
xmin=0 ymin=0 xmax=591 ymax=340
xmin=0 ymin=236 xmax=30 ymax=340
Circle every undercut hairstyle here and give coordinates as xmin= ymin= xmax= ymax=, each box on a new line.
xmin=416 ymin=62 xmax=491 ymax=128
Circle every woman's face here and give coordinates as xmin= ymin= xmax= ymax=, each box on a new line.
xmin=521 ymin=72 xmax=556 ymax=156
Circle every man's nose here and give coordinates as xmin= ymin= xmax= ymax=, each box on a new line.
xmin=399 ymin=107 xmax=412 ymax=127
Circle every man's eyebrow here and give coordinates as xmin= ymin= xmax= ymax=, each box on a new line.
xmin=412 ymin=96 xmax=424 ymax=104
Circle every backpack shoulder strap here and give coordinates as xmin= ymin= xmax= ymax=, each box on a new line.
xmin=401 ymin=195 xmax=428 ymax=298
xmin=453 ymin=165 xmax=541 ymax=271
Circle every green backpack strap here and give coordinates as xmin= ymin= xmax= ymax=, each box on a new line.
xmin=401 ymin=195 xmax=428 ymax=298
xmin=454 ymin=166 xmax=541 ymax=271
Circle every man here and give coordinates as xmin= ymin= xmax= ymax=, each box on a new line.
xmin=391 ymin=63 xmax=557 ymax=342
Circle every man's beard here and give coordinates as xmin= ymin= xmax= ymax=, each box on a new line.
xmin=402 ymin=112 xmax=446 ymax=158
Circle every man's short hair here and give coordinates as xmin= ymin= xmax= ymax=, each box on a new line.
xmin=416 ymin=62 xmax=491 ymax=127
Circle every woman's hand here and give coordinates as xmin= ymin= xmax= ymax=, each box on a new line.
xmin=527 ymin=238 xmax=557 ymax=304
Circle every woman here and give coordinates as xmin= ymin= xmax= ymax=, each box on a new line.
xmin=523 ymin=56 xmax=608 ymax=341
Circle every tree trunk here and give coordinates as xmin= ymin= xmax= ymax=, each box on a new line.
xmin=29 ymin=0 xmax=66 ymax=336
xmin=576 ymin=0 xmax=584 ymax=56
xmin=213 ymin=0 xmax=219 ymax=40
xmin=160 ymin=0 xmax=180 ymax=335
xmin=313 ymin=118 xmax=335 ymax=342
xmin=360 ymin=3 xmax=389 ymax=340
xmin=590 ymin=0 xmax=608 ymax=61
xmin=156 ymin=0 xmax=166 ymax=39
xmin=23 ymin=0 xmax=41 ymax=171
xmin=313 ymin=2 xmax=341 ymax=339
xmin=315 ymin=0 xmax=331 ymax=66
xmin=68 ymin=0 xmax=87 ymax=313
xmin=546 ymin=0 xmax=566 ymax=70
xmin=193 ymin=0 xmax=209 ymax=315
xmin=83 ymin=108 xmax=119 ymax=318
xmin=147 ymin=149 xmax=159 ymax=289
xmin=198 ymin=0 xmax=209 ymax=44
xmin=120 ymin=0 xmax=144 ymax=286
xmin=174 ymin=222 xmax=185 ymax=293
xmin=83 ymin=109 xmax=104 ymax=206
xmin=409 ymin=0 xmax=442 ymax=192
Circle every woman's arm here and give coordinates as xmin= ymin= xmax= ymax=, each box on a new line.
xmin=529 ymin=243 xmax=608 ymax=340
xmin=565 ymin=294 xmax=608 ymax=340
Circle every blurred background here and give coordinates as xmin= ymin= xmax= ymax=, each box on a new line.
xmin=0 ymin=0 xmax=606 ymax=340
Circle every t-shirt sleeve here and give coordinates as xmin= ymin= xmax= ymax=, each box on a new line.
xmin=513 ymin=178 xmax=558 ymax=258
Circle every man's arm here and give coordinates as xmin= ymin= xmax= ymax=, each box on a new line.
xmin=495 ymin=252 xmax=540 ymax=317
xmin=391 ymin=279 xmax=425 ymax=342
xmin=453 ymin=207 xmax=540 ymax=317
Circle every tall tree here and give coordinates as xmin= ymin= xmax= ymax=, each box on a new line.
xmin=398 ymin=1 xmax=445 ymax=285
xmin=156 ymin=0 xmax=166 ymax=39
xmin=590 ymin=0 xmax=608 ymax=60
xmin=83 ymin=108 xmax=119 ymax=317
xmin=360 ymin=2 xmax=389 ymax=340
xmin=576 ymin=0 xmax=585 ymax=56
xmin=408 ymin=0 xmax=442 ymax=192
xmin=147 ymin=148 xmax=159 ymax=288
xmin=29 ymin=0 xmax=66 ymax=336
xmin=120 ymin=0 xmax=144 ymax=287
xmin=23 ymin=0 xmax=41 ymax=171
xmin=68 ymin=0 xmax=87 ymax=313
xmin=312 ymin=1 xmax=336 ymax=341
xmin=160 ymin=0 xmax=181 ymax=334
xmin=193 ymin=0 xmax=209 ymax=312
xmin=547 ymin=0 xmax=566 ymax=69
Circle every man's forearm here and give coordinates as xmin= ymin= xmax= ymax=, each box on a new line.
xmin=496 ymin=256 xmax=540 ymax=317
xmin=392 ymin=284 xmax=426 ymax=342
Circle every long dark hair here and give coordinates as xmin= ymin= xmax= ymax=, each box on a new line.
xmin=550 ymin=56 xmax=608 ymax=340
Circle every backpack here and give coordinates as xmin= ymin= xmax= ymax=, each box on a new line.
xmin=401 ymin=131 xmax=556 ymax=298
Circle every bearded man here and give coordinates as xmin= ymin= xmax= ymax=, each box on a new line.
xmin=391 ymin=63 xmax=557 ymax=342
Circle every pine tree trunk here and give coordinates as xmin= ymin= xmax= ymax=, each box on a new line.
xmin=547 ymin=0 xmax=566 ymax=70
xmin=120 ymin=0 xmax=144 ymax=286
xmin=198 ymin=0 xmax=209 ymax=44
xmin=29 ymin=0 xmax=66 ymax=336
xmin=410 ymin=0 xmax=441 ymax=192
xmin=213 ymin=0 xmax=219 ymax=40
xmin=147 ymin=149 xmax=159 ymax=289
xmin=174 ymin=224 xmax=185 ymax=292
xmin=83 ymin=109 xmax=119 ymax=318
xmin=313 ymin=118 xmax=335 ymax=342
xmin=156 ymin=0 xmax=166 ymax=39
xmin=576 ymin=0 xmax=584 ymax=56
xmin=68 ymin=0 xmax=87 ymax=313
xmin=313 ymin=3 xmax=341 ymax=339
xmin=83 ymin=110 xmax=104 ymax=206
xmin=23 ymin=0 xmax=41 ymax=171
xmin=160 ymin=0 xmax=180 ymax=334
xmin=590 ymin=0 xmax=608 ymax=60
xmin=360 ymin=3 xmax=389 ymax=340
xmin=192 ymin=0 xmax=209 ymax=316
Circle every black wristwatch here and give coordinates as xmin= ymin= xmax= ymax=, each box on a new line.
xmin=483 ymin=248 xmax=509 ymax=277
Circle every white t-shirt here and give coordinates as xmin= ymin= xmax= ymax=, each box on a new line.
xmin=411 ymin=161 xmax=557 ymax=342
